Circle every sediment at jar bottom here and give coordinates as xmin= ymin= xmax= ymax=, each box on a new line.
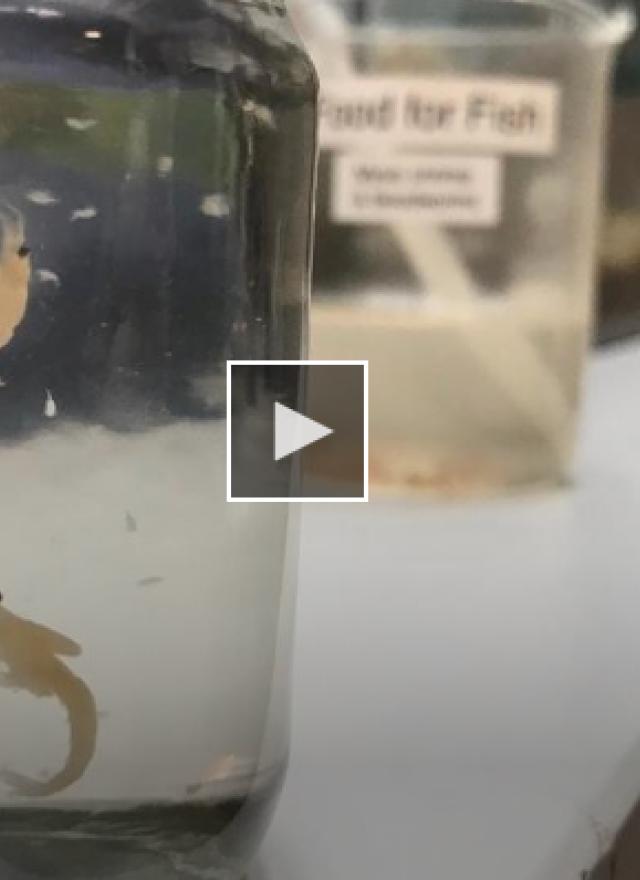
xmin=0 ymin=765 xmax=285 ymax=879
xmin=311 ymin=297 xmax=587 ymax=495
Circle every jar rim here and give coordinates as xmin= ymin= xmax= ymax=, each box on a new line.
xmin=343 ymin=0 xmax=635 ymax=48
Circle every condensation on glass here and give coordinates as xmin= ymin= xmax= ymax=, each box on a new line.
xmin=0 ymin=1 xmax=316 ymax=877
xmin=299 ymin=0 xmax=631 ymax=496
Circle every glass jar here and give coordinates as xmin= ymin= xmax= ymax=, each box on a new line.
xmin=599 ymin=4 xmax=640 ymax=343
xmin=300 ymin=0 xmax=631 ymax=496
xmin=0 ymin=1 xmax=316 ymax=878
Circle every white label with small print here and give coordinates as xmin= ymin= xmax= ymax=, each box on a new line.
xmin=332 ymin=154 xmax=502 ymax=227
xmin=320 ymin=76 xmax=560 ymax=156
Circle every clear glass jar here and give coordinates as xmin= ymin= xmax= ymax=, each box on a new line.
xmin=301 ymin=0 xmax=631 ymax=496
xmin=0 ymin=1 xmax=316 ymax=877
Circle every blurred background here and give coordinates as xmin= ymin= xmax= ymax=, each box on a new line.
xmin=258 ymin=4 xmax=640 ymax=880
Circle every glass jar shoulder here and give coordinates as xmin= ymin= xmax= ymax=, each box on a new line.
xmin=0 ymin=0 xmax=317 ymax=99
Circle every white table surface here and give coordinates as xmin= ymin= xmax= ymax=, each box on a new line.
xmin=256 ymin=342 xmax=640 ymax=880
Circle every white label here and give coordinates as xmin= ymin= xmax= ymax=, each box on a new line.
xmin=320 ymin=76 xmax=560 ymax=155
xmin=332 ymin=154 xmax=502 ymax=227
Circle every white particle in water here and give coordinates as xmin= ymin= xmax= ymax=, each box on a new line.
xmin=44 ymin=389 xmax=57 ymax=419
xmin=65 ymin=117 xmax=98 ymax=132
xmin=242 ymin=99 xmax=276 ymax=129
xmin=84 ymin=29 xmax=102 ymax=39
xmin=71 ymin=206 xmax=98 ymax=222
xmin=26 ymin=6 xmax=63 ymax=17
xmin=200 ymin=194 xmax=229 ymax=218
xmin=157 ymin=155 xmax=174 ymax=176
xmin=26 ymin=190 xmax=58 ymax=206
xmin=36 ymin=269 xmax=61 ymax=286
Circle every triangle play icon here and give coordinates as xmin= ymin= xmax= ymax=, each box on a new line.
xmin=274 ymin=402 xmax=334 ymax=462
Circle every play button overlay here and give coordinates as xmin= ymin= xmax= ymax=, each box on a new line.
xmin=227 ymin=360 xmax=368 ymax=502
xmin=274 ymin=403 xmax=334 ymax=462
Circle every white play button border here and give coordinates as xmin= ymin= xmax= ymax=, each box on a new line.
xmin=226 ymin=360 xmax=369 ymax=503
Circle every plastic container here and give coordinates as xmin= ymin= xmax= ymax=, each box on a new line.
xmin=0 ymin=1 xmax=316 ymax=877
xmin=301 ymin=0 xmax=632 ymax=496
